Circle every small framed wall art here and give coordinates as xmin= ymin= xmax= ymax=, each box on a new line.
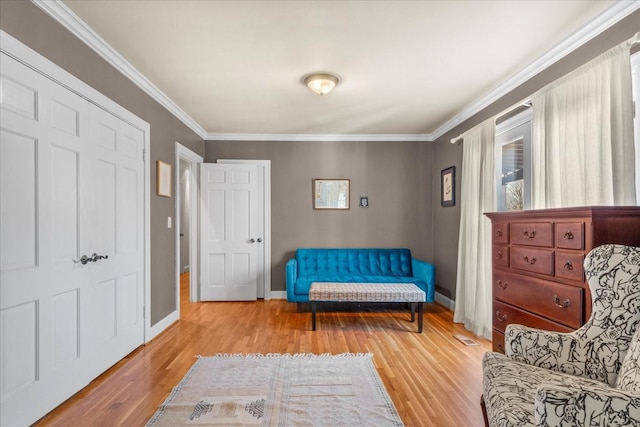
xmin=313 ymin=179 xmax=350 ymax=210
xmin=157 ymin=160 xmax=172 ymax=197
xmin=441 ymin=166 xmax=455 ymax=207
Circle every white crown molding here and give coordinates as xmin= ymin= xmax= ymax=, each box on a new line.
xmin=429 ymin=0 xmax=640 ymax=141
xmin=31 ymin=0 xmax=207 ymax=139
xmin=32 ymin=0 xmax=639 ymax=143
xmin=205 ymin=133 xmax=433 ymax=142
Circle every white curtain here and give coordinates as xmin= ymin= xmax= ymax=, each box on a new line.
xmin=532 ymin=35 xmax=638 ymax=208
xmin=453 ymin=120 xmax=495 ymax=339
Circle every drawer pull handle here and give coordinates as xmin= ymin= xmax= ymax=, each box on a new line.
xmin=553 ymin=295 xmax=571 ymax=309
xmin=563 ymin=261 xmax=574 ymax=270
xmin=523 ymin=230 xmax=537 ymax=239
xmin=563 ymin=231 xmax=574 ymax=240
xmin=496 ymin=311 xmax=508 ymax=322
xmin=523 ymin=256 xmax=537 ymax=265
xmin=497 ymin=251 xmax=503 ymax=259
xmin=497 ymin=230 xmax=503 ymax=237
xmin=497 ymin=280 xmax=508 ymax=289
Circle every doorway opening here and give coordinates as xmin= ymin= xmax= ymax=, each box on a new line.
xmin=175 ymin=143 xmax=203 ymax=313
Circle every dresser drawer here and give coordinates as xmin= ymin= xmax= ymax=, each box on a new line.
xmin=555 ymin=222 xmax=585 ymax=250
xmin=493 ymin=222 xmax=509 ymax=244
xmin=555 ymin=251 xmax=585 ymax=282
xmin=493 ymin=245 xmax=509 ymax=268
xmin=493 ymin=271 xmax=584 ymax=329
xmin=510 ymin=222 xmax=553 ymax=247
xmin=493 ymin=300 xmax=576 ymax=334
xmin=510 ymin=246 xmax=554 ymax=276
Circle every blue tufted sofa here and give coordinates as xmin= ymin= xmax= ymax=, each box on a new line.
xmin=286 ymin=248 xmax=435 ymax=303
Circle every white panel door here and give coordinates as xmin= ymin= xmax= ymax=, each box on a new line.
xmin=86 ymin=105 xmax=145 ymax=378
xmin=200 ymin=164 xmax=258 ymax=301
xmin=1 ymin=54 xmax=91 ymax=426
xmin=0 ymin=53 xmax=144 ymax=426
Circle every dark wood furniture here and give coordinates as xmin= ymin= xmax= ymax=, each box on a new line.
xmin=486 ymin=206 xmax=640 ymax=354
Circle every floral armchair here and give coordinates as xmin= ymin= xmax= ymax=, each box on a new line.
xmin=482 ymin=244 xmax=640 ymax=426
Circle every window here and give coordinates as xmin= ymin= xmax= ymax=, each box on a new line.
xmin=495 ymin=108 xmax=532 ymax=211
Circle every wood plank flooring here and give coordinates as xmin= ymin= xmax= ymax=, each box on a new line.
xmin=35 ymin=274 xmax=491 ymax=427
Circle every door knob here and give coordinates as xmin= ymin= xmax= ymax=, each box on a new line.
xmin=92 ymin=253 xmax=109 ymax=261
xmin=249 ymin=238 xmax=256 ymax=243
xmin=73 ymin=253 xmax=108 ymax=265
xmin=257 ymin=238 xmax=262 ymax=243
xmin=74 ymin=255 xmax=91 ymax=265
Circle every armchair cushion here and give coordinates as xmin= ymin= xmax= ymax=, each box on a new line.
xmin=535 ymin=383 xmax=640 ymax=426
xmin=483 ymin=352 xmax=610 ymax=426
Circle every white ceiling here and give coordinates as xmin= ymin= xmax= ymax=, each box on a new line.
xmin=54 ymin=0 xmax=633 ymax=140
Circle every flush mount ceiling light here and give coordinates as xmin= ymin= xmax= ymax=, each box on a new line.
xmin=303 ymin=72 xmax=340 ymax=96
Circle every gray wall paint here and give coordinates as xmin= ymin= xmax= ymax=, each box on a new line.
xmin=206 ymin=141 xmax=434 ymax=291
xmin=0 ymin=1 xmax=206 ymax=326
xmin=430 ymin=9 xmax=640 ymax=302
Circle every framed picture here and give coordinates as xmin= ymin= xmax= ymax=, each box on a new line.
xmin=157 ymin=160 xmax=172 ymax=197
xmin=313 ymin=179 xmax=350 ymax=210
xmin=441 ymin=166 xmax=455 ymax=207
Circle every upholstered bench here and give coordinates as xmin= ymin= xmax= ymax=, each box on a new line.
xmin=308 ymin=282 xmax=426 ymax=333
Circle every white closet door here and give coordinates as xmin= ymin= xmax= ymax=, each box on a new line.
xmin=0 ymin=53 xmax=144 ymax=426
xmin=85 ymin=105 xmax=145 ymax=378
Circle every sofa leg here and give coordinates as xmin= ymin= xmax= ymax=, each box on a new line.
xmin=480 ymin=394 xmax=489 ymax=427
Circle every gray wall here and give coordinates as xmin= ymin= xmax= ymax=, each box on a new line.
xmin=206 ymin=141 xmax=434 ymax=291
xmin=430 ymin=9 xmax=640 ymax=302
xmin=0 ymin=1 xmax=206 ymax=326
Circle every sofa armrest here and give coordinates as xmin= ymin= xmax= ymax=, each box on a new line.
xmin=535 ymin=383 xmax=640 ymax=426
xmin=505 ymin=324 xmax=620 ymax=386
xmin=411 ymin=258 xmax=435 ymax=302
xmin=286 ymin=258 xmax=297 ymax=302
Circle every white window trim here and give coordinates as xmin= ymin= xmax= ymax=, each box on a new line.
xmin=631 ymin=51 xmax=640 ymax=203
xmin=495 ymin=108 xmax=533 ymax=211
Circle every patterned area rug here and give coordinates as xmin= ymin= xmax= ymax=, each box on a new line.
xmin=146 ymin=353 xmax=404 ymax=426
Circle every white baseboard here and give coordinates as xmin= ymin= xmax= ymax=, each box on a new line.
xmin=266 ymin=291 xmax=287 ymax=300
xmin=435 ymin=291 xmax=455 ymax=311
xmin=146 ymin=310 xmax=179 ymax=343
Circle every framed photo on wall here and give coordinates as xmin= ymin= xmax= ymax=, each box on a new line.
xmin=313 ymin=179 xmax=350 ymax=210
xmin=441 ymin=166 xmax=455 ymax=207
xmin=157 ymin=160 xmax=172 ymax=197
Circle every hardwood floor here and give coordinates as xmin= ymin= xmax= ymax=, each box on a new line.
xmin=35 ymin=274 xmax=491 ymax=426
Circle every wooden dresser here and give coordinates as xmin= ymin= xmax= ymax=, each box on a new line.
xmin=486 ymin=206 xmax=640 ymax=353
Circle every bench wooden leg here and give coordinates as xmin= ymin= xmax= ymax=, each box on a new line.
xmin=418 ymin=302 xmax=423 ymax=333
xmin=311 ymin=301 xmax=317 ymax=331
xmin=410 ymin=302 xmax=415 ymax=322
